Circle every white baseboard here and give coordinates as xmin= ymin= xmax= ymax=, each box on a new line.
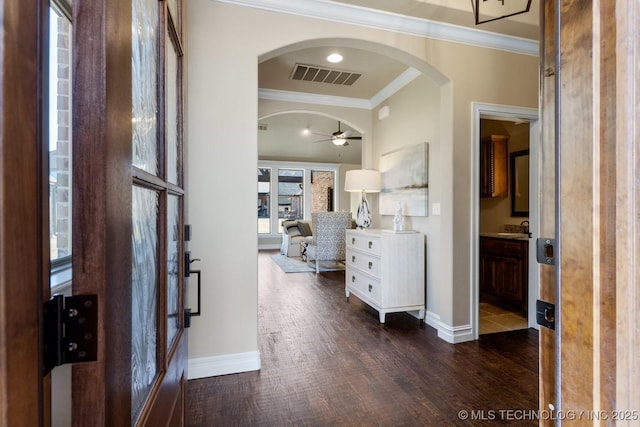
xmin=425 ymin=311 xmax=474 ymax=344
xmin=188 ymin=351 xmax=261 ymax=380
xmin=258 ymin=243 xmax=281 ymax=251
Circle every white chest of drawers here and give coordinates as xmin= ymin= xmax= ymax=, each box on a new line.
xmin=345 ymin=229 xmax=425 ymax=323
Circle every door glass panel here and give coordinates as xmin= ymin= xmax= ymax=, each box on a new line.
xmin=49 ymin=3 xmax=72 ymax=263
xmin=167 ymin=194 xmax=180 ymax=349
xmin=258 ymin=168 xmax=271 ymax=234
xmin=278 ymin=169 xmax=303 ymax=232
xmin=131 ymin=186 xmax=159 ymax=423
xmin=132 ymin=0 xmax=159 ymax=175
xmin=166 ymin=29 xmax=179 ymax=185
xmin=311 ymin=170 xmax=335 ymax=212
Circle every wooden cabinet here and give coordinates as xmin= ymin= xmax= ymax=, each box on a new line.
xmin=345 ymin=229 xmax=425 ymax=323
xmin=480 ymin=135 xmax=509 ymax=198
xmin=479 ymin=236 xmax=528 ymax=313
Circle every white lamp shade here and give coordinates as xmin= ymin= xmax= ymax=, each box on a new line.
xmin=345 ymin=169 xmax=381 ymax=193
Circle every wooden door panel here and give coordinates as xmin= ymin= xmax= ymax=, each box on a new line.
xmin=542 ymin=0 xmax=626 ymax=420
xmin=140 ymin=335 xmax=187 ymax=426
xmin=557 ymin=0 xmax=617 ymax=415
xmin=498 ymin=258 xmax=524 ymax=304
xmin=71 ymin=0 xmax=187 ymax=424
xmin=479 ymin=255 xmax=499 ymax=295
xmin=0 ymin=1 xmax=49 ymax=425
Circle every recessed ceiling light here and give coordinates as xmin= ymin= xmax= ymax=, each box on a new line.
xmin=326 ymin=53 xmax=343 ymax=64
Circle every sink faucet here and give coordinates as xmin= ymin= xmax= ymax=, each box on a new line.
xmin=520 ymin=220 xmax=530 ymax=236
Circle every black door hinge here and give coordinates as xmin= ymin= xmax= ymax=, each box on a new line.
xmin=184 ymin=308 xmax=192 ymax=329
xmin=43 ymin=294 xmax=98 ymax=376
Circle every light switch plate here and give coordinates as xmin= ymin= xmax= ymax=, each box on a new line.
xmin=432 ymin=203 xmax=441 ymax=216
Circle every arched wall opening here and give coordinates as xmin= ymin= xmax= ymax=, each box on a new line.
xmin=257 ymin=37 xmax=456 ymax=343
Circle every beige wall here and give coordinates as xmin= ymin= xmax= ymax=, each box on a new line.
xmin=371 ymin=75 xmax=446 ymax=320
xmin=186 ymin=0 xmax=538 ymax=364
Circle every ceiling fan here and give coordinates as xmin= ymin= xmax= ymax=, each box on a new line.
xmin=312 ymin=121 xmax=361 ymax=146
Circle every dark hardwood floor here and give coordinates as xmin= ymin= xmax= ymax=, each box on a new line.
xmin=186 ymin=250 xmax=539 ymax=426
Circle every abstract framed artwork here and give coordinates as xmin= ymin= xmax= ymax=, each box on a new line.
xmin=379 ymin=142 xmax=429 ymax=216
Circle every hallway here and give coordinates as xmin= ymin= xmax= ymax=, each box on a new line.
xmin=186 ymin=251 xmax=538 ymax=426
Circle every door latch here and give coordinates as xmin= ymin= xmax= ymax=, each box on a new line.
xmin=536 ymin=299 xmax=555 ymax=330
xmin=43 ymin=294 xmax=98 ymax=376
xmin=536 ymin=237 xmax=556 ymax=265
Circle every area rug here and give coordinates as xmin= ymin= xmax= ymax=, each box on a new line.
xmin=270 ymin=254 xmax=345 ymax=273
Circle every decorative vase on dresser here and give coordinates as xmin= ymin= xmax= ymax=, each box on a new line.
xmin=345 ymin=229 xmax=425 ymax=324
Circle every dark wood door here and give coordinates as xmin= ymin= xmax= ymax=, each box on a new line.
xmin=0 ymin=1 xmax=51 ymax=425
xmin=71 ymin=0 xmax=187 ymax=425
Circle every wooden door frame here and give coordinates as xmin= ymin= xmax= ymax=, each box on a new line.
xmin=470 ymin=102 xmax=540 ymax=340
xmin=538 ymin=1 xmax=556 ymax=422
xmin=0 ymin=0 xmax=50 ymax=425
xmin=614 ymin=0 xmax=640 ymax=411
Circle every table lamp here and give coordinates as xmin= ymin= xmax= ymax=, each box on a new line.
xmin=345 ymin=169 xmax=381 ymax=229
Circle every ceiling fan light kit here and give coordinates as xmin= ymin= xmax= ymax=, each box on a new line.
xmin=311 ymin=120 xmax=362 ymax=146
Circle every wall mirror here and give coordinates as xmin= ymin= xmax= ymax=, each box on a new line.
xmin=510 ymin=149 xmax=529 ymax=217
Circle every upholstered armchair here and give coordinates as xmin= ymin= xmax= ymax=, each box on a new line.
xmin=306 ymin=211 xmax=354 ymax=274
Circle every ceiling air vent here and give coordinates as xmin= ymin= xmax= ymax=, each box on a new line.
xmin=290 ymin=63 xmax=362 ymax=86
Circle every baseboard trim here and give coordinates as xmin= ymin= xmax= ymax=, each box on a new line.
xmin=258 ymin=243 xmax=281 ymax=251
xmin=425 ymin=311 xmax=474 ymax=344
xmin=188 ymin=351 xmax=261 ymax=380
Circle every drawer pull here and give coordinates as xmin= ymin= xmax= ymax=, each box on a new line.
xmin=368 ymin=261 xmax=373 ymax=269
xmin=352 ymin=237 xmax=356 ymax=244
xmin=352 ymin=255 xmax=356 ymax=262
xmin=352 ymin=276 xmax=356 ymax=283
xmin=368 ymin=241 xmax=373 ymax=249
xmin=368 ymin=284 xmax=373 ymax=292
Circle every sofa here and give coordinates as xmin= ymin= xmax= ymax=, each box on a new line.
xmin=280 ymin=219 xmax=313 ymax=257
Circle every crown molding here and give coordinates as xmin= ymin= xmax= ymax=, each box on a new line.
xmin=214 ymin=0 xmax=538 ymax=56
xmin=370 ymin=67 xmax=421 ymax=108
xmin=258 ymin=88 xmax=372 ymax=109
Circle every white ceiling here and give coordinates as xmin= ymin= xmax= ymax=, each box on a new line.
xmin=255 ymin=0 xmax=539 ymax=165
xmin=259 ymin=113 xmax=363 ymax=164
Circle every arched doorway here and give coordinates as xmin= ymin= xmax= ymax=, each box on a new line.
xmin=257 ymin=38 xmax=457 ymax=342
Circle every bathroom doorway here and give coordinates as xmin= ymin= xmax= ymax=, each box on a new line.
xmin=478 ymin=118 xmax=530 ymax=334
xmin=471 ymin=103 xmax=540 ymax=339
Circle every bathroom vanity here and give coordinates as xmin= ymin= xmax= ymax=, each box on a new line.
xmin=479 ymin=233 xmax=528 ymax=314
